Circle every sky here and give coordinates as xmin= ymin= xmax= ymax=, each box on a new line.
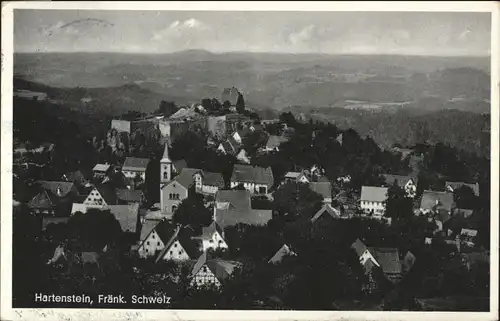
xmin=14 ymin=10 xmax=491 ymax=56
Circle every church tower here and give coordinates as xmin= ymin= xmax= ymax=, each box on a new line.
xmin=160 ymin=143 xmax=172 ymax=183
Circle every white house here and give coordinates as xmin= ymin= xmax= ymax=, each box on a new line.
xmin=193 ymin=222 xmax=228 ymax=252
xmin=83 ymin=185 xmax=117 ymax=206
xmin=284 ymin=171 xmax=310 ymax=184
xmin=360 ymin=186 xmax=388 ymax=217
xmin=230 ymin=164 xmax=274 ymax=195
xmin=189 ymin=252 xmax=241 ymax=288
xmin=155 ymin=226 xmax=199 ymax=262
xmin=122 ymin=157 xmax=150 ymax=182
xmin=137 ymin=220 xmax=165 ymax=258
xmin=382 ymin=174 xmax=418 ymax=198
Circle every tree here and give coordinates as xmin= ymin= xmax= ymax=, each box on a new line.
xmin=279 ymin=112 xmax=296 ymax=126
xmin=272 ymin=182 xmax=323 ymax=222
xmin=223 ymin=100 xmax=231 ymax=111
xmin=157 ymin=101 xmax=178 ymax=118
xmin=201 ymin=98 xmax=213 ymax=112
xmin=385 ymin=183 xmax=414 ymax=221
xmin=236 ymin=92 xmax=245 ymax=114
xmin=454 ymin=185 xmax=477 ymax=209
xmin=172 ymin=193 xmax=212 ymax=232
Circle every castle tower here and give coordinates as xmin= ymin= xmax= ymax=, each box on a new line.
xmin=160 ymin=143 xmax=172 ymax=183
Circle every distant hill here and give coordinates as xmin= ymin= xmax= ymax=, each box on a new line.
xmin=14 ymin=52 xmax=490 ymax=114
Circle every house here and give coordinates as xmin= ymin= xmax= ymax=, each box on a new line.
xmin=309 ymin=182 xmax=332 ymax=204
xmin=83 ymin=184 xmax=118 ymax=206
xmin=214 ymin=190 xmax=272 ymax=229
xmin=192 ymin=222 xmax=228 ymax=252
xmin=28 ymin=181 xmax=78 ymax=216
xmin=433 ymin=211 xmax=451 ymax=233
xmin=122 ymin=157 xmax=150 ymax=182
xmin=419 ymin=190 xmax=454 ymax=216
xmin=460 ymin=228 xmax=478 ymax=245
xmin=93 ymin=164 xmax=112 ymax=179
xmin=137 ymin=220 xmax=165 ymax=258
xmin=71 ymin=203 xmax=140 ymax=234
xmin=236 ymin=149 xmax=251 ymax=164
xmin=189 ymin=251 xmax=241 ymax=288
xmin=217 ymin=136 xmax=241 ymax=156
xmin=262 ymin=135 xmax=288 ymax=153
xmin=116 ymin=188 xmax=144 ymax=205
xmin=155 ymin=226 xmax=201 ymax=262
xmin=382 ymin=174 xmax=418 ymax=198
xmin=351 ymin=239 xmax=411 ymax=291
xmin=311 ymin=204 xmax=342 ymax=223
xmin=454 ymin=208 xmax=474 ymax=219
xmin=284 ymin=171 xmax=310 ymax=184
xmin=230 ymin=164 xmax=274 ymax=195
xmin=360 ymin=186 xmax=388 ymax=217
xmin=445 ymin=181 xmax=480 ymax=197
xmin=62 ymin=170 xmax=91 ymax=190
xmin=200 ymin=171 xmax=225 ymax=195
xmin=268 ymin=244 xmax=295 ymax=264
xmin=160 ymin=168 xmax=196 ymax=215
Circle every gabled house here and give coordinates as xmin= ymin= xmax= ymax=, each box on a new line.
xmin=419 ymin=190 xmax=454 ymax=216
xmin=155 ymin=226 xmax=201 ymax=262
xmin=382 ymin=174 xmax=418 ymax=198
xmin=309 ymin=182 xmax=332 ymax=204
xmin=93 ymin=164 xmax=112 ymax=180
xmin=445 ymin=181 xmax=480 ymax=197
xmin=28 ymin=181 xmax=78 ymax=216
xmin=351 ymin=239 xmax=414 ymax=292
xmin=268 ymin=244 xmax=296 ymax=264
xmin=360 ymin=186 xmax=388 ymax=217
xmin=192 ymin=222 xmax=228 ymax=252
xmin=230 ymin=164 xmax=274 ymax=195
xmin=122 ymin=157 xmax=150 ymax=182
xmin=189 ymin=251 xmax=241 ymax=288
xmin=200 ymin=172 xmax=225 ymax=195
xmin=284 ymin=171 xmax=310 ymax=184
xmin=214 ymin=190 xmax=272 ymax=229
xmin=83 ymin=184 xmax=118 ymax=206
xmin=137 ymin=220 xmax=165 ymax=258
xmin=217 ymin=136 xmax=241 ymax=156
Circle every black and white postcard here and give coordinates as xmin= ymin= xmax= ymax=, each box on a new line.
xmin=1 ymin=1 xmax=498 ymax=321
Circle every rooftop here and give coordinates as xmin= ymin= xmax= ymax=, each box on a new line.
xmin=360 ymin=186 xmax=388 ymax=203
xmin=420 ymin=190 xmax=454 ymax=212
xmin=231 ymin=164 xmax=274 ymax=187
xmin=122 ymin=157 xmax=150 ymax=172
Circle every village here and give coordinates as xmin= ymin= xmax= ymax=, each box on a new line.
xmin=12 ymin=87 xmax=490 ymax=310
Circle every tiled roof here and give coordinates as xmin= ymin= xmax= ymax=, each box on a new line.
xmin=173 ymin=168 xmax=202 ymax=189
xmin=215 ymin=190 xmax=251 ymax=210
xmin=139 ymin=220 xmax=161 ymax=244
xmin=369 ymin=247 xmax=402 ymax=275
xmin=199 ymin=221 xmax=224 ymax=240
xmin=311 ymin=204 xmax=341 ymax=223
xmin=309 ymin=182 xmax=332 ymax=200
xmin=122 ymin=157 xmax=150 ymax=172
xmin=231 ymin=164 xmax=274 ymax=187
xmin=382 ymin=174 xmax=417 ymax=188
xmin=420 ymin=190 xmax=454 ymax=212
xmin=28 ymin=190 xmax=54 ymax=209
xmin=95 ymin=184 xmax=118 ymax=205
xmin=360 ymin=186 xmax=388 ymax=203
xmin=93 ymin=164 xmax=111 ymax=172
xmin=190 ymin=251 xmax=241 ymax=281
xmin=461 ymin=228 xmax=478 ymax=237
xmin=215 ymin=208 xmax=272 ymax=229
xmin=446 ymin=181 xmax=480 ymax=196
xmin=351 ymin=239 xmax=368 ymax=257
xmin=155 ymin=225 xmax=201 ymax=262
xmin=116 ymin=189 xmax=144 ymax=203
xmin=203 ymin=172 xmax=224 ymax=188
xmin=36 ymin=181 xmax=76 ymax=198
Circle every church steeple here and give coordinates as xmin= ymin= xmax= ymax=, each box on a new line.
xmin=160 ymin=143 xmax=171 ymax=183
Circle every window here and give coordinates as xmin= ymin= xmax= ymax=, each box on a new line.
xmin=174 ymin=243 xmax=177 ymax=248
xmin=259 ymin=186 xmax=266 ymax=194
xmin=202 ymin=266 xmax=207 ymax=272
xmin=172 ymin=205 xmax=177 ymax=212
xmin=152 ymin=234 xmax=155 ymax=239
xmin=209 ymin=240 xmax=213 ymax=244
xmin=163 ymin=172 xmax=169 ymax=179
xmin=146 ymin=249 xmax=149 ymax=253
xmin=157 ymin=242 xmax=160 ymax=246
xmin=169 ymin=251 xmax=173 ymax=255
xmin=147 ymin=241 xmax=150 ymax=245
xmin=178 ymin=251 xmax=182 ymax=255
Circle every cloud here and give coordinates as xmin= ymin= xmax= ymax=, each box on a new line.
xmin=288 ymin=25 xmax=316 ymax=45
xmin=151 ymin=18 xmax=211 ymax=41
